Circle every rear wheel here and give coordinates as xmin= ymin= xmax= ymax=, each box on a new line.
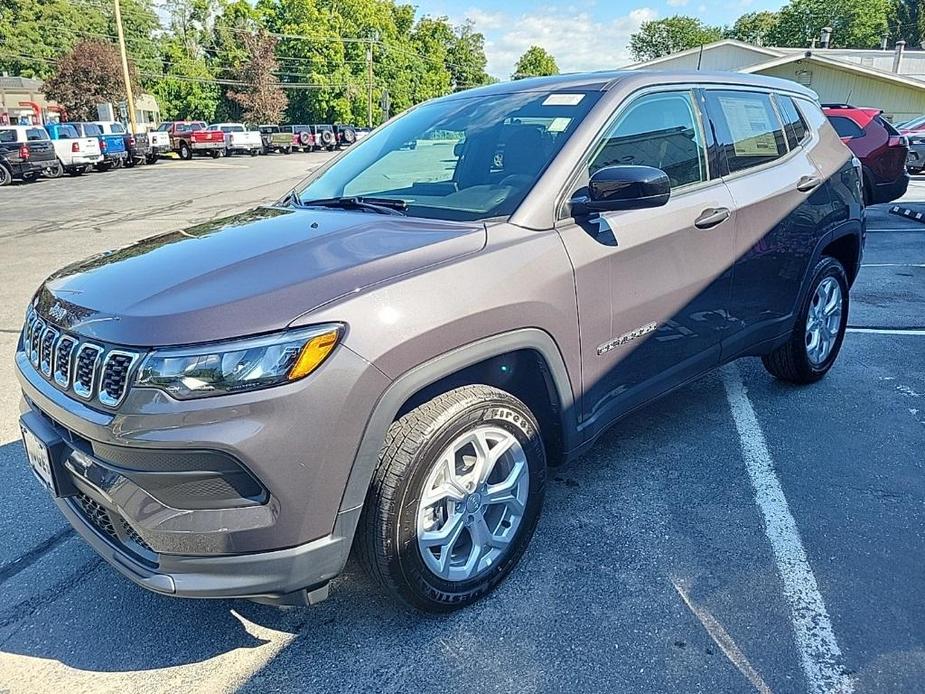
xmin=179 ymin=142 xmax=192 ymax=160
xmin=359 ymin=385 xmax=546 ymax=612
xmin=68 ymin=166 xmax=85 ymax=177
xmin=762 ymin=256 xmax=849 ymax=384
xmin=211 ymin=150 xmax=222 ymax=159
xmin=46 ymin=160 xmax=64 ymax=178
xmin=0 ymin=164 xmax=11 ymax=186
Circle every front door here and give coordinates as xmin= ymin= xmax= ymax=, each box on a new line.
xmin=556 ymin=88 xmax=737 ymax=438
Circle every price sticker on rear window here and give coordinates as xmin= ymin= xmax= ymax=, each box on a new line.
xmin=543 ymin=94 xmax=585 ymax=107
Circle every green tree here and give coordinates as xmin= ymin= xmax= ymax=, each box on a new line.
xmin=892 ymin=0 xmax=923 ymax=47
xmin=629 ymin=16 xmax=723 ymax=61
xmin=727 ymin=11 xmax=780 ymax=46
xmin=768 ymin=0 xmax=891 ymax=48
xmin=150 ymin=38 xmax=220 ymax=120
xmin=512 ymin=45 xmax=558 ymax=79
xmin=43 ymin=40 xmax=138 ymax=120
xmin=446 ymin=20 xmax=490 ymax=89
xmin=227 ymin=30 xmax=287 ymax=123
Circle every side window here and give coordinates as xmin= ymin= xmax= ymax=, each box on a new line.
xmin=589 ymin=90 xmax=707 ymax=188
xmin=27 ymin=128 xmax=49 ymax=141
xmin=777 ymin=95 xmax=809 ymax=149
xmin=84 ymin=124 xmax=102 ymax=136
xmin=111 ymin=123 xmax=125 ymax=134
xmin=706 ymin=90 xmax=787 ymax=174
xmin=827 ymin=116 xmax=863 ymax=139
xmin=0 ymin=129 xmax=16 ymax=143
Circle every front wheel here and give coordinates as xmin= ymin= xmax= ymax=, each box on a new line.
xmin=21 ymin=172 xmax=39 ymax=182
xmin=211 ymin=150 xmax=222 ymax=159
xmin=358 ymin=385 xmax=546 ymax=612
xmin=762 ymin=256 xmax=849 ymax=384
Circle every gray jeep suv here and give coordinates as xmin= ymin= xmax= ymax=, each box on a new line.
xmin=16 ymin=71 xmax=863 ymax=612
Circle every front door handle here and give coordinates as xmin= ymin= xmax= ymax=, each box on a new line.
xmin=797 ymin=175 xmax=823 ymax=192
xmin=694 ymin=207 xmax=730 ymax=229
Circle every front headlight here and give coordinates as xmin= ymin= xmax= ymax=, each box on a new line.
xmin=135 ymin=324 xmax=342 ymax=400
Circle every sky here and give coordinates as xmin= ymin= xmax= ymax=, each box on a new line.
xmin=414 ymin=0 xmax=785 ymax=78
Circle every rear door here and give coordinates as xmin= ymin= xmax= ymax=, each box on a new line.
xmin=703 ymin=88 xmax=832 ymax=351
xmin=556 ymin=87 xmax=737 ymax=434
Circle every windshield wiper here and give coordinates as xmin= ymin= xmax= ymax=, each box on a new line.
xmin=299 ymin=196 xmax=408 ymax=216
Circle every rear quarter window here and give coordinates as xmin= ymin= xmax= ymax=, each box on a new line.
xmin=777 ymin=96 xmax=810 ymax=149
xmin=27 ymin=128 xmax=49 ymax=141
xmin=706 ymin=90 xmax=788 ymax=174
xmin=827 ymin=116 xmax=864 ymax=139
xmin=0 ymin=129 xmax=17 ymax=143
xmin=83 ymin=123 xmax=103 ymax=136
xmin=110 ymin=123 xmax=126 ymax=134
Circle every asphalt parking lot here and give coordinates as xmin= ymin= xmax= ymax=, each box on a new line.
xmin=0 ymin=156 xmax=922 ymax=694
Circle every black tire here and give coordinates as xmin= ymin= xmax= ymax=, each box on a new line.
xmin=250 ymin=148 xmax=258 ymax=157
xmin=68 ymin=167 xmax=85 ymax=177
xmin=96 ymin=162 xmax=112 ymax=172
xmin=358 ymin=385 xmax=546 ymax=612
xmin=762 ymin=256 xmax=849 ymax=384
xmin=21 ymin=172 xmax=39 ymax=182
xmin=211 ymin=150 xmax=222 ymax=159
xmin=146 ymin=154 xmax=158 ymax=165
xmin=124 ymin=155 xmax=135 ymax=168
xmin=284 ymin=146 xmax=292 ymax=155
xmin=46 ymin=161 xmax=64 ymax=178
xmin=179 ymin=142 xmax=192 ymax=160
xmin=0 ymin=164 xmax=11 ymax=186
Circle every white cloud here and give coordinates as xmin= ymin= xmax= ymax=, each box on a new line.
xmin=464 ymin=8 xmax=507 ymax=30
xmin=470 ymin=6 xmax=659 ymax=78
xmin=667 ymin=0 xmax=689 ymax=6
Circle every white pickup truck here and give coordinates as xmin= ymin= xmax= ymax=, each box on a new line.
xmin=145 ymin=128 xmax=171 ymax=163
xmin=44 ymin=122 xmax=102 ymax=177
xmin=207 ymin=123 xmax=263 ymax=156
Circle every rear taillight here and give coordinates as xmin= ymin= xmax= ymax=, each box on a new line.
xmin=128 ymin=136 xmax=136 ymax=147
xmin=889 ymin=135 xmax=908 ymax=148
xmin=71 ymin=142 xmax=80 ymax=153
xmin=100 ymin=139 xmax=107 ymax=152
xmin=18 ymin=144 xmax=29 ymax=160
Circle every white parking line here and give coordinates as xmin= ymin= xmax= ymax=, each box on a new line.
xmin=847 ymin=328 xmax=925 ymax=336
xmin=721 ymin=366 xmax=853 ymax=694
xmin=860 ymin=263 xmax=925 ymax=268
xmin=672 ymin=577 xmax=772 ymax=693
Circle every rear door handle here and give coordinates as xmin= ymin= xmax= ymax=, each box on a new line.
xmin=797 ymin=175 xmax=823 ymax=192
xmin=694 ymin=207 xmax=730 ymax=229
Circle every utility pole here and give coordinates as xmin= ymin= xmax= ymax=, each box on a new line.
xmin=113 ymin=0 xmax=138 ymax=134
xmin=366 ymin=39 xmax=373 ymax=129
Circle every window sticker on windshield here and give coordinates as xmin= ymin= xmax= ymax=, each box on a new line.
xmin=543 ymin=94 xmax=584 ymax=107
xmin=547 ymin=117 xmax=571 ymax=132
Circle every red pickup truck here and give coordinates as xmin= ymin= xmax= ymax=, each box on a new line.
xmin=156 ymin=121 xmax=226 ymax=160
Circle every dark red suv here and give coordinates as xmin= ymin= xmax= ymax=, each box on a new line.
xmin=823 ymin=104 xmax=909 ymax=204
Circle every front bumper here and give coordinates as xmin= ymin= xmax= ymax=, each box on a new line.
xmin=15 ymin=336 xmax=389 ymax=601
xmin=906 ymin=143 xmax=925 ymax=170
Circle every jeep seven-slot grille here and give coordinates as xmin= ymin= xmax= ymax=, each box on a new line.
xmin=99 ymin=352 xmax=136 ymax=406
xmin=21 ymin=308 xmax=141 ymax=409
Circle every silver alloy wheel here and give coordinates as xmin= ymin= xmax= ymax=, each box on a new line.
xmin=416 ymin=425 xmax=530 ymax=582
xmin=805 ymin=276 xmax=842 ymax=365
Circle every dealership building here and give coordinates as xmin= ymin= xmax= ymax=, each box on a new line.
xmin=627 ymin=39 xmax=925 ymax=122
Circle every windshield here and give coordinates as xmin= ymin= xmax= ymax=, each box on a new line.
xmin=295 ymin=90 xmax=601 ymax=221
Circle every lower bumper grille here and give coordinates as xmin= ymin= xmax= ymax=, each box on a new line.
xmin=73 ymin=492 xmax=156 ymax=562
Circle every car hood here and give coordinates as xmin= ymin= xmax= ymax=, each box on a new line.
xmin=34 ymin=206 xmax=486 ymax=346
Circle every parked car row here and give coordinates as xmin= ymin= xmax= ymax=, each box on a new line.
xmin=0 ymin=119 xmax=368 ymax=185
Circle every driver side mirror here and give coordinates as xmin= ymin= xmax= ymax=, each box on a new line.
xmin=570 ymin=165 xmax=671 ymax=216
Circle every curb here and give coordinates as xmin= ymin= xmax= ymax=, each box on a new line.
xmin=888 ymin=205 xmax=925 ymax=223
